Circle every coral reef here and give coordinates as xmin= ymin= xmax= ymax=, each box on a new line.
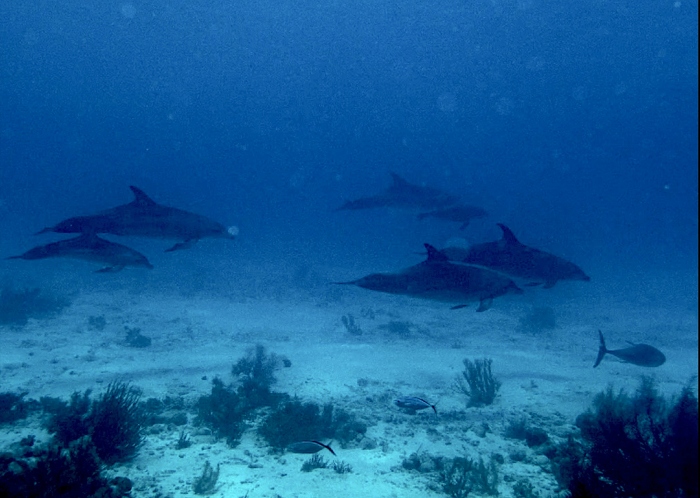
xmin=43 ymin=390 xmax=93 ymax=446
xmin=331 ymin=460 xmax=353 ymax=474
xmin=552 ymin=376 xmax=698 ymax=497
xmin=259 ymin=398 xmax=366 ymax=450
xmin=192 ymin=460 xmax=220 ymax=495
xmin=0 ymin=285 xmax=70 ymax=327
xmin=0 ymin=436 xmax=132 ymax=498
xmin=231 ymin=344 xmax=288 ymax=408
xmin=124 ymin=326 xmax=151 ymax=348
xmin=439 ymin=455 xmax=500 ymax=497
xmin=300 ymin=454 xmax=328 ymax=472
xmin=456 ymin=358 xmax=501 ymax=407
xmin=197 ymin=346 xmax=290 ymax=446
xmin=43 ymin=381 xmax=145 ymax=465
xmin=504 ymin=417 xmax=549 ymax=447
xmin=88 ymin=381 xmax=144 ymax=464
xmin=0 ymin=391 xmax=38 ymax=424
xmin=196 ymin=377 xmax=248 ymax=446
xmin=341 ymin=314 xmax=362 ymax=335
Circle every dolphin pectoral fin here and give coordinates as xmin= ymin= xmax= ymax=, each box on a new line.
xmin=476 ymin=297 xmax=493 ymax=312
xmin=450 ymin=304 xmax=469 ymax=310
xmin=543 ymin=280 xmax=557 ymax=289
xmin=165 ymin=239 xmax=197 ymax=252
xmin=459 ymin=222 xmax=470 ymax=230
xmin=95 ymin=265 xmax=125 ymax=273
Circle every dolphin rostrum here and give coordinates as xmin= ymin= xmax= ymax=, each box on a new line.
xmin=7 ymin=233 xmax=153 ymax=272
xmin=335 ymin=243 xmax=523 ymax=311
xmin=593 ymin=330 xmax=666 ymax=368
xmin=336 ymin=172 xmax=459 ymax=211
xmin=440 ymin=223 xmax=590 ymax=288
xmin=37 ymin=186 xmax=238 ymax=252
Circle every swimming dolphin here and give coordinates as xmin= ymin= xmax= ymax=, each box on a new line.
xmin=335 ymin=243 xmax=523 ymax=311
xmin=336 ymin=172 xmax=459 ymax=211
xmin=37 ymin=186 xmax=238 ymax=252
xmin=440 ymin=224 xmax=590 ymax=288
xmin=593 ymin=330 xmax=666 ymax=368
xmin=417 ymin=204 xmax=489 ymax=230
xmin=7 ymin=233 xmax=153 ymax=272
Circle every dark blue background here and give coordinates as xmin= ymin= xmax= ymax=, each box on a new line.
xmin=1 ymin=0 xmax=697 ymax=289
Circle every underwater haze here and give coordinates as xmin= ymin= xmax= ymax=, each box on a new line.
xmin=0 ymin=1 xmax=698 ymax=497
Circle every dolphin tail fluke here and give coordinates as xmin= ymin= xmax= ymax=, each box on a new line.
xmin=593 ymin=330 xmax=607 ymax=368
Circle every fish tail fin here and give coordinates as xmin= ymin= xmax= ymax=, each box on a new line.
xmin=313 ymin=440 xmax=337 ymax=456
xmin=593 ymin=330 xmax=607 ymax=368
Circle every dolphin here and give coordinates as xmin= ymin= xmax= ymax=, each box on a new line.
xmin=440 ymin=224 xmax=590 ymax=288
xmin=7 ymin=233 xmax=153 ymax=272
xmin=593 ymin=330 xmax=666 ymax=368
xmin=37 ymin=186 xmax=238 ymax=252
xmin=417 ymin=204 xmax=489 ymax=230
xmin=336 ymin=172 xmax=459 ymax=211
xmin=335 ymin=243 xmax=523 ymax=311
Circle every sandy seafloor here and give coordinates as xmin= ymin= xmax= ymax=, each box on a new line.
xmin=1 ymin=258 xmax=698 ymax=498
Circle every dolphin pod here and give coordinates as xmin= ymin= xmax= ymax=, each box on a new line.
xmin=8 ymin=186 xmax=238 ymax=271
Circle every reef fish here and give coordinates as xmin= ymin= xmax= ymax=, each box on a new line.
xmin=335 ymin=243 xmax=522 ymax=312
xmin=37 ymin=186 xmax=238 ymax=252
xmin=287 ymin=440 xmax=336 ymax=456
xmin=594 ymin=330 xmax=666 ymax=368
xmin=7 ymin=233 xmax=153 ymax=272
xmin=394 ymin=396 xmax=437 ymax=414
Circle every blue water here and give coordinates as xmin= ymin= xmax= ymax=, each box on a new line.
xmin=0 ymin=2 xmax=697 ymax=495
xmin=1 ymin=1 xmax=696 ymax=275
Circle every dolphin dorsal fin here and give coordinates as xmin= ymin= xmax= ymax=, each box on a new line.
xmin=129 ymin=186 xmax=157 ymax=206
xmin=424 ymin=243 xmax=449 ymax=262
xmin=390 ymin=172 xmax=409 ymax=187
xmin=497 ymin=223 xmax=520 ymax=245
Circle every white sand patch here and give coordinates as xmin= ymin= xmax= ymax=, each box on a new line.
xmin=1 ymin=284 xmax=697 ymax=497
